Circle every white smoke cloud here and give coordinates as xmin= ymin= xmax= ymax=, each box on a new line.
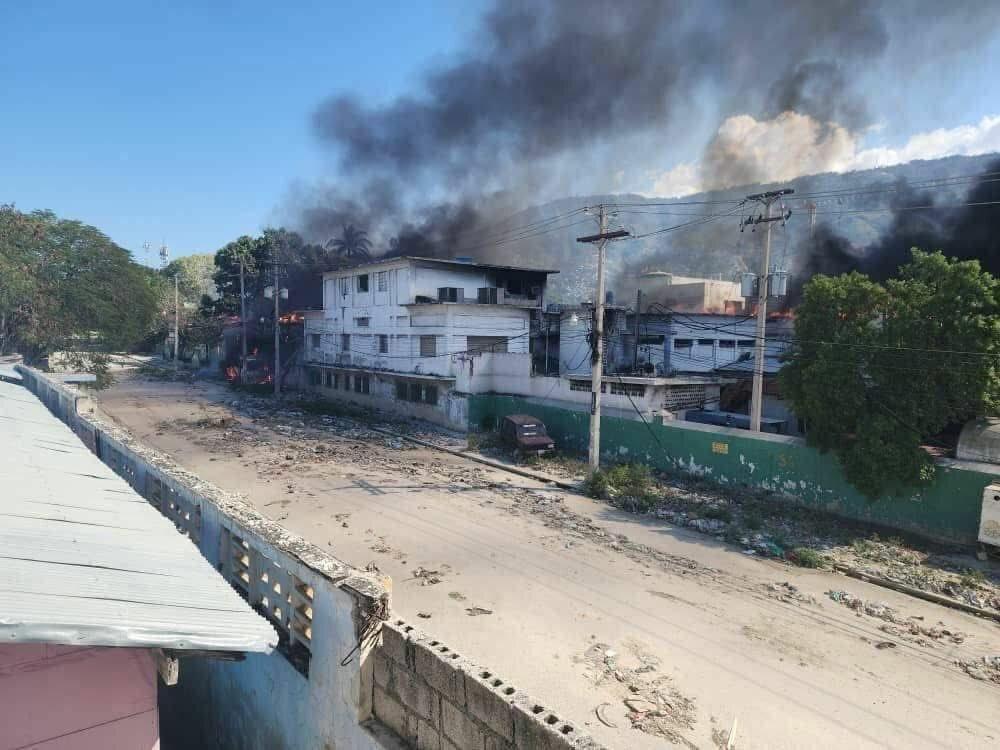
xmin=650 ymin=113 xmax=1000 ymax=197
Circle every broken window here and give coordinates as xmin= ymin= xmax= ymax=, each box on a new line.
xmin=419 ymin=335 xmax=437 ymax=357
xmin=377 ymin=271 xmax=388 ymax=292
xmin=357 ymin=274 xmax=369 ymax=292
xmin=378 ymin=334 xmax=389 ymax=354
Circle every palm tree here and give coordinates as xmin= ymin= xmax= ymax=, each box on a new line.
xmin=326 ymin=224 xmax=372 ymax=261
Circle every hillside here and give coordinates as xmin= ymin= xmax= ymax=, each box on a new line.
xmin=486 ymin=153 xmax=1000 ymax=302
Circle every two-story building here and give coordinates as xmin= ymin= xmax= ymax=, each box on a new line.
xmin=304 ymin=256 xmax=556 ymax=429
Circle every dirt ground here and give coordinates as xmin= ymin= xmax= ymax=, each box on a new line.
xmin=94 ymin=373 xmax=1000 ymax=750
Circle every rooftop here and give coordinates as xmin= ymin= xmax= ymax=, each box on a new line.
xmin=324 ymin=255 xmax=559 ymax=276
xmin=0 ymin=378 xmax=277 ymax=653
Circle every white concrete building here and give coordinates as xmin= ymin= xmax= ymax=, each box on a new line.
xmin=304 ymin=256 xmax=556 ymax=429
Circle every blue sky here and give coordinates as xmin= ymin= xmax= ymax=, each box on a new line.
xmin=2 ymin=1 xmax=479 ymax=262
xmin=4 ymin=2 xmax=1000 ymax=263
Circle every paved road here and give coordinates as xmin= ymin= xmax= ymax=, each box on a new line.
xmin=95 ymin=375 xmax=1000 ymax=749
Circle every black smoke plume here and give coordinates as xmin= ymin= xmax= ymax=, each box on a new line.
xmin=295 ymin=1 xmax=1000 ymax=265
xmin=790 ymin=157 xmax=1000 ymax=303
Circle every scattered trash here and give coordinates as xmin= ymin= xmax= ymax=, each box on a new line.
xmin=874 ymin=641 xmax=897 ymax=650
xmin=465 ymin=607 xmax=493 ymax=616
xmin=956 ymin=656 xmax=1000 ymax=684
xmin=448 ymin=591 xmax=467 ymax=601
xmin=827 ymin=590 xmax=966 ymax=647
xmin=594 ymin=702 xmax=617 ymax=728
xmin=411 ymin=567 xmax=442 ymax=585
xmin=417 ymin=612 xmax=432 ymax=619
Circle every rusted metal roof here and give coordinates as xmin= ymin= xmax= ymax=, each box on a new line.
xmin=0 ymin=379 xmax=277 ymax=653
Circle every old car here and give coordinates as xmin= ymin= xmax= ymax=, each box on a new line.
xmin=500 ymin=414 xmax=555 ymax=455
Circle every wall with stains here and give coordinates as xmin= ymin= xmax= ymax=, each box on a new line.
xmin=469 ymin=395 xmax=1000 ymax=544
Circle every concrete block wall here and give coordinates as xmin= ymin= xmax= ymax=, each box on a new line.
xmin=372 ymin=619 xmax=605 ymax=750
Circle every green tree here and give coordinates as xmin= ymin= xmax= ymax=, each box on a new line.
xmin=781 ymin=250 xmax=1000 ymax=497
xmin=0 ymin=205 xmax=160 ymax=381
xmin=326 ymin=223 xmax=372 ymax=260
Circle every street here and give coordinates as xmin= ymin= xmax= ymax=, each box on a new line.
xmin=95 ymin=373 xmax=1000 ymax=750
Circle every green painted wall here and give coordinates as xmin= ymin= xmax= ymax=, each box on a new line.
xmin=469 ymin=395 xmax=998 ymax=545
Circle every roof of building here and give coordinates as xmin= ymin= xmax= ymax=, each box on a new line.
xmin=324 ymin=255 xmax=559 ymax=276
xmin=0 ymin=379 xmax=277 ymax=653
xmin=714 ymin=353 xmax=786 ymax=376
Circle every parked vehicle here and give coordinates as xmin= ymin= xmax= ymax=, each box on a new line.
xmin=500 ymin=414 xmax=555 ymax=455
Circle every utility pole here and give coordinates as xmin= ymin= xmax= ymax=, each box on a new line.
xmin=239 ymin=258 xmax=247 ymax=384
xmin=741 ymin=189 xmax=793 ymax=432
xmin=577 ymin=206 xmax=630 ymax=471
xmin=272 ymin=263 xmax=281 ymax=397
xmin=632 ymin=288 xmax=642 ymax=371
xmin=173 ymin=274 xmax=180 ymax=371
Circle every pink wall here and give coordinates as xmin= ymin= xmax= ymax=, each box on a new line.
xmin=0 ymin=645 xmax=159 ymax=750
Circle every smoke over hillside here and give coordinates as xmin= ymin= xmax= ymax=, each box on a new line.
xmin=290 ymin=0 xmax=1000 ymax=288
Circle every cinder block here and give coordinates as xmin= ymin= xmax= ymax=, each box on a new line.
xmin=392 ymin=665 xmax=440 ymax=727
xmin=373 ymin=649 xmax=393 ymax=689
xmin=484 ymin=732 xmax=515 ymax=750
xmin=412 ymin=716 xmax=442 ymax=750
xmin=373 ymin=684 xmax=408 ymax=740
xmin=465 ymin=668 xmax=516 ymax=740
xmin=512 ymin=694 xmax=581 ymax=750
xmin=412 ymin=637 xmax=467 ymax=707
xmin=441 ymin=699 xmax=486 ymax=749
xmin=380 ymin=620 xmax=414 ymax=667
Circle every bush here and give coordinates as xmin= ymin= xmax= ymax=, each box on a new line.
xmin=960 ymin=568 xmax=987 ymax=588
xmin=584 ymin=463 xmax=657 ymax=511
xmin=791 ymin=547 xmax=828 ymax=569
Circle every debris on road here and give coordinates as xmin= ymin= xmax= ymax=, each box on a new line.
xmin=411 ymin=566 xmax=443 ymax=585
xmin=956 ymin=656 xmax=1000 ymax=684
xmin=580 ymin=640 xmax=696 ymax=744
xmin=827 ymin=590 xmax=966 ymax=647
xmin=465 ymin=606 xmax=493 ymax=616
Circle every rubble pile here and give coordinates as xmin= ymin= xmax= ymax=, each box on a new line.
xmin=956 ymin=656 xmax=1000 ymax=684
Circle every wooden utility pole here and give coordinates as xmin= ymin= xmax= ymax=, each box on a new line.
xmin=633 ymin=288 xmax=642 ymax=371
xmin=577 ymin=207 xmax=630 ymax=471
xmin=173 ymin=274 xmax=180 ymax=371
xmin=741 ymin=189 xmax=793 ymax=431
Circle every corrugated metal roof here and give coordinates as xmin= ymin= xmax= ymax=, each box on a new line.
xmin=0 ymin=379 xmax=277 ymax=653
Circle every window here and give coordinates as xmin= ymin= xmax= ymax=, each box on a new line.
xmin=719 ymin=340 xmax=735 ymax=349
xmin=396 ymin=380 xmax=440 ymax=404
xmin=355 ymin=317 xmax=370 ymax=327
xmin=324 ymin=372 xmax=332 ymax=388
xmin=738 ymin=340 xmax=754 ymax=348
xmin=424 ymin=385 xmax=438 ymax=405
xmin=697 ymin=339 xmax=714 ymax=346
xmin=570 ymin=380 xmax=605 ymax=393
xmin=354 ymin=375 xmax=370 ymax=394
xmin=639 ymin=335 xmax=665 ymax=346
xmin=377 ymin=271 xmax=388 ymax=292
xmin=338 ymin=277 xmax=349 ymax=296
xmin=396 ymin=381 xmax=408 ymax=400
xmin=468 ymin=336 xmax=508 ymax=354
xmin=409 ymin=382 xmax=423 ymax=401
xmin=378 ymin=334 xmax=389 ymax=354
xmin=309 ymin=370 xmax=321 ymax=386
xmin=674 ymin=339 xmax=692 ymax=349
xmin=419 ymin=335 xmax=437 ymax=357
xmin=357 ymin=274 xmax=369 ymax=292
xmin=310 ymin=334 xmax=321 ymax=349
xmin=344 ymin=375 xmax=351 ymax=390
xmin=610 ymin=382 xmax=645 ymax=397
xmin=341 ymin=334 xmax=350 ymax=352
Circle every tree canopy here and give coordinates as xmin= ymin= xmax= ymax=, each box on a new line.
xmin=0 ymin=205 xmax=160 ymax=375
xmin=780 ymin=250 xmax=1000 ymax=497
